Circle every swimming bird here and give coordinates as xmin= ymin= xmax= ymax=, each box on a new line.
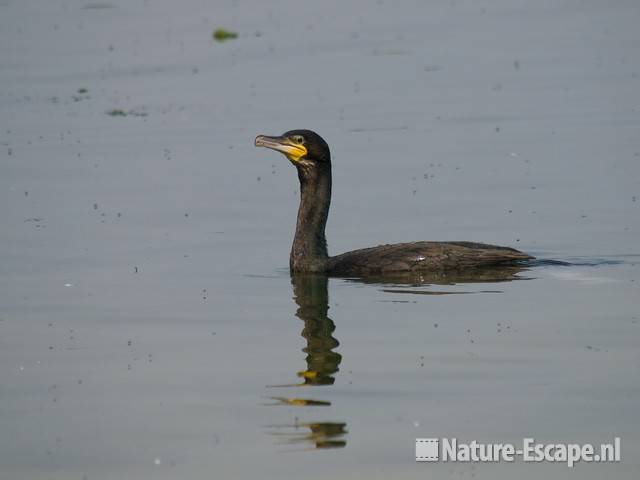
xmin=255 ymin=129 xmax=532 ymax=275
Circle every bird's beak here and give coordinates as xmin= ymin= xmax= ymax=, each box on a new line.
xmin=255 ymin=134 xmax=307 ymax=162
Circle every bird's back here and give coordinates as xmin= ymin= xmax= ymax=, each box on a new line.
xmin=326 ymin=241 xmax=532 ymax=275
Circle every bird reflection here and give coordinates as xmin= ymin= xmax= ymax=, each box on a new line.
xmin=265 ymin=274 xmax=347 ymax=450
xmin=266 ymin=421 xmax=347 ymax=450
xmin=267 ymin=275 xmax=342 ymax=389
xmin=293 ymin=274 xmax=342 ymax=386
xmin=343 ymin=265 xmax=530 ymax=291
xmin=265 ymin=265 xmax=530 ymax=451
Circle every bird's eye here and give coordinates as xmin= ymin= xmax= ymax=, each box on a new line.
xmin=291 ymin=135 xmax=304 ymax=145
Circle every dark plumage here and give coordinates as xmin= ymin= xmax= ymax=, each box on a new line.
xmin=255 ymin=129 xmax=532 ymax=275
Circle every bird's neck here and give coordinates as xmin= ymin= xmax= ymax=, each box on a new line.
xmin=291 ymin=166 xmax=331 ymax=272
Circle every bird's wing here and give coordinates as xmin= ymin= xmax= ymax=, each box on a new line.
xmin=327 ymin=241 xmax=532 ymax=275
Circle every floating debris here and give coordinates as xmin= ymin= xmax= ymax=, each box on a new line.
xmin=106 ymin=109 xmax=127 ymax=117
xmin=212 ymin=28 xmax=238 ymax=42
xmin=72 ymin=87 xmax=90 ymax=102
xmin=106 ymin=108 xmax=148 ymax=117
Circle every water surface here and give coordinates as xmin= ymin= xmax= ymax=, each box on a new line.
xmin=1 ymin=0 xmax=639 ymax=478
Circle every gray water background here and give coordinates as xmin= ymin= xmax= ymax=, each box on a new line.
xmin=1 ymin=0 xmax=639 ymax=478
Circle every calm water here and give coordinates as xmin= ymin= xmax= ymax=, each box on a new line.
xmin=1 ymin=0 xmax=639 ymax=478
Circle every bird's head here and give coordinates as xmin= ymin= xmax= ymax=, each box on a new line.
xmin=255 ymin=130 xmax=331 ymax=170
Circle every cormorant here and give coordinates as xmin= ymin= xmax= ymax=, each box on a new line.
xmin=255 ymin=129 xmax=532 ymax=275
